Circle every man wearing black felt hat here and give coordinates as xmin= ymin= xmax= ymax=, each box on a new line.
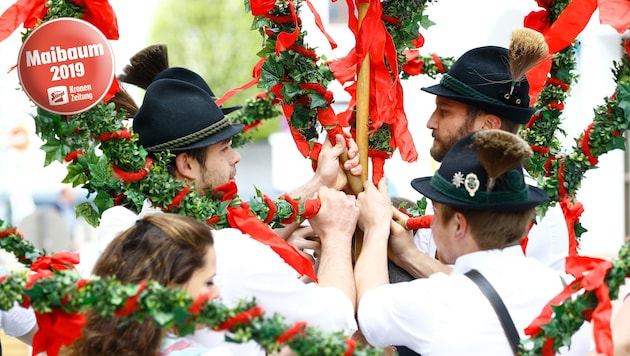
xmin=351 ymin=130 xmax=590 ymax=355
xmin=95 ymin=57 xmax=364 ymax=354
xmin=389 ymin=29 xmax=571 ymax=282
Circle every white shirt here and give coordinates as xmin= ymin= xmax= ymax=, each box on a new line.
xmin=92 ymin=203 xmax=357 ymax=355
xmin=413 ymin=170 xmax=570 ymax=272
xmin=358 ymin=246 xmax=591 ymax=355
xmin=0 ymin=303 xmax=36 ymax=338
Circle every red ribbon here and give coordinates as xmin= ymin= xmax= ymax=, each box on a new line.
xmin=165 ymin=185 xmax=191 ymax=210
xmin=95 ymin=127 xmax=131 ymax=141
xmin=214 ymin=305 xmax=265 ymax=331
xmin=216 ymin=58 xmax=265 ymax=106
xmin=262 ymin=194 xmax=278 ymax=224
xmin=214 ymin=180 xmax=238 ymax=202
xmin=33 ymin=309 xmax=87 ymax=356
xmin=274 ymin=1 xmax=300 ymax=56
xmin=70 ymin=0 xmax=119 ymax=40
xmin=402 ymin=49 xmax=424 ymax=76
xmin=598 ymin=0 xmax=630 ymax=33
xmin=300 ymin=198 xmax=321 ymax=220
xmin=559 ymin=197 xmax=583 ymax=257
xmin=406 ymin=215 xmax=433 ymax=230
xmin=64 ymin=150 xmax=85 ymax=163
xmin=578 ymin=123 xmax=599 ymax=166
xmin=0 ymin=227 xmax=18 ymax=238
xmin=344 ymin=338 xmax=357 ymax=356
xmin=279 ymin=193 xmax=299 ymax=226
xmin=275 ymin=321 xmax=307 ymax=344
xmin=227 ymin=202 xmax=317 ymax=281
xmin=525 ymin=255 xmax=613 ymax=356
xmin=111 ymin=158 xmax=152 ymax=182
xmin=30 ymin=252 xmax=80 ymax=272
xmin=188 ymin=292 xmax=212 ymax=315
xmin=304 ymin=0 xmax=337 ymax=50
xmin=115 ymin=280 xmax=147 ymax=317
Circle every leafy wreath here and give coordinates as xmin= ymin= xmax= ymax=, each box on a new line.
xmin=0 ymin=223 xmax=382 ymax=356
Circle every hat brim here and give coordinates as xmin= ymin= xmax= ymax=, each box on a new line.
xmin=148 ymin=123 xmax=244 ymax=154
xmin=421 ymin=84 xmax=535 ymax=124
xmin=220 ymin=105 xmax=242 ymax=115
xmin=411 ymin=176 xmax=549 ymax=212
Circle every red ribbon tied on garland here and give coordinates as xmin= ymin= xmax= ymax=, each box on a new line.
xmin=525 ymin=255 xmax=614 ymax=356
xmin=33 ymin=309 xmax=87 ymax=356
xmin=30 ymin=252 xmax=80 ymax=272
xmin=0 ymin=0 xmax=119 ymax=43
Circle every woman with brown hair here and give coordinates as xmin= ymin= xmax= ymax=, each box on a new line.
xmin=64 ymin=213 xmax=223 ymax=356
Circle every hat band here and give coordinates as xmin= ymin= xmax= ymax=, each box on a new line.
xmin=146 ymin=116 xmax=230 ymax=151
xmin=440 ymin=74 xmax=507 ymax=107
xmin=430 ymin=171 xmax=529 ymax=205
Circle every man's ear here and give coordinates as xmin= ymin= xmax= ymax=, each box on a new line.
xmin=478 ymin=114 xmax=502 ymax=130
xmin=174 ymin=152 xmax=197 ymax=180
xmin=453 ymin=212 xmax=468 ymax=241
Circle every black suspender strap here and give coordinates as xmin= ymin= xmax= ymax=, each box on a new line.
xmin=464 ymin=269 xmax=520 ymax=355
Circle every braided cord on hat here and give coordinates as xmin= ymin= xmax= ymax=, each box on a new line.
xmin=146 ymin=117 xmax=230 ymax=151
xmin=430 ymin=171 xmax=528 ymax=205
xmin=440 ymin=74 xmax=507 ymax=106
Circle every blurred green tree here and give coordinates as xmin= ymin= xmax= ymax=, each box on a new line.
xmin=149 ymin=0 xmax=281 ymax=140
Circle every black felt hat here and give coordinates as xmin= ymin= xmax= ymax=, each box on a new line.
xmin=411 ymin=130 xmax=548 ymax=212
xmin=133 ymin=78 xmax=243 ymax=154
xmin=153 ymin=67 xmax=242 ymax=115
xmin=421 ymin=46 xmax=535 ymax=124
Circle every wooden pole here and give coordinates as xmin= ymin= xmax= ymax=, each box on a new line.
xmin=352 ymin=1 xmax=370 ymax=261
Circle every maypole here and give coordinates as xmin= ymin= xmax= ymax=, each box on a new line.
xmin=355 ymin=1 xmax=370 ymax=188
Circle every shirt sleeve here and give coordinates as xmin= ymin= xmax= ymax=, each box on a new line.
xmin=0 ymin=303 xmax=36 ymax=338
xmin=212 ymin=228 xmax=357 ymax=335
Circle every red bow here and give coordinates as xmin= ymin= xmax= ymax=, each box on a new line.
xmin=525 ymin=255 xmax=613 ymax=355
xmin=30 ymin=252 xmax=80 ymax=272
xmin=33 ymin=309 xmax=87 ymax=356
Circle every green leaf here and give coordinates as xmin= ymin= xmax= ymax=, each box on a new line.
xmin=75 ymin=202 xmax=101 ymax=227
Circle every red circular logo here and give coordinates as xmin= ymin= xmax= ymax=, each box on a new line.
xmin=17 ymin=18 xmax=115 ymax=115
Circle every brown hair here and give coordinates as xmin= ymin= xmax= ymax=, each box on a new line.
xmin=63 ymin=213 xmax=214 ymax=356
xmin=437 ymin=204 xmax=535 ymax=249
xmin=466 ymin=105 xmax=521 ymax=134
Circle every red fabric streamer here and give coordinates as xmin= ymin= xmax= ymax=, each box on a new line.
xmin=226 ymin=202 xmax=317 ymax=281
xmin=543 ymin=0 xmax=597 ymax=54
xmin=216 ymin=58 xmax=266 ymax=106
xmin=520 ymin=220 xmax=536 ymax=253
xmin=546 ymin=77 xmax=570 ymax=91
xmin=275 ymin=321 xmax=307 ymax=343
xmin=243 ymin=120 xmax=263 ymax=131
xmin=530 ymin=145 xmax=551 ymax=154
xmin=406 ymin=215 xmax=433 ymax=230
xmin=0 ymin=227 xmax=18 ymax=238
xmin=274 ymin=1 xmax=300 ymax=56
xmin=279 ymin=193 xmax=300 ymax=225
xmin=598 ymin=0 xmax=630 ymax=33
xmin=70 ymin=0 xmax=119 ymax=39
xmin=213 ymin=181 xmax=238 ymax=202
xmin=526 ymin=113 xmax=542 ymax=129
xmin=368 ymin=149 xmax=392 ymax=185
xmin=543 ymin=154 xmax=557 ymax=177
xmin=579 ymin=123 xmax=599 ymax=166
xmin=30 ymin=252 xmax=80 ymax=272
xmin=547 ymin=101 xmax=565 ymax=111
xmin=206 ymin=216 xmax=219 ymax=225
xmin=64 ymin=150 xmax=85 ymax=163
xmin=250 ymin=0 xmax=276 ymax=16
xmin=344 ymin=338 xmax=357 ymax=356
xmin=526 ymin=58 xmax=552 ymax=103
xmin=262 ymin=194 xmax=278 ymax=224
xmin=289 ymin=44 xmax=319 ymax=61
xmin=104 ymin=77 xmax=120 ymax=102
xmin=402 ymin=49 xmax=424 ymax=76
xmin=304 ymin=0 xmax=337 ymax=50
xmin=412 ymin=34 xmax=425 ymax=48
xmin=559 ymin=197 xmax=583 ymax=257
xmin=95 ymin=127 xmax=131 ymax=141
xmin=0 ymin=0 xmax=48 ymax=43
xmin=165 ymin=185 xmax=191 ymax=210
xmin=431 ymin=53 xmax=444 ymax=73
xmin=111 ymin=158 xmax=152 ymax=182
xmin=189 ymin=292 xmax=212 ymax=315
xmin=558 ymin=160 xmax=568 ymax=198
xmin=25 ymin=270 xmax=53 ymax=289
xmin=33 ymin=309 xmax=86 ymax=356
xmin=525 ymin=255 xmax=613 ymax=356
xmin=214 ymin=305 xmax=265 ymax=331
xmin=115 ymin=281 xmax=147 ymax=317
xmin=301 ymin=198 xmax=321 ymax=220
xmin=113 ymin=193 xmax=126 ymax=206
